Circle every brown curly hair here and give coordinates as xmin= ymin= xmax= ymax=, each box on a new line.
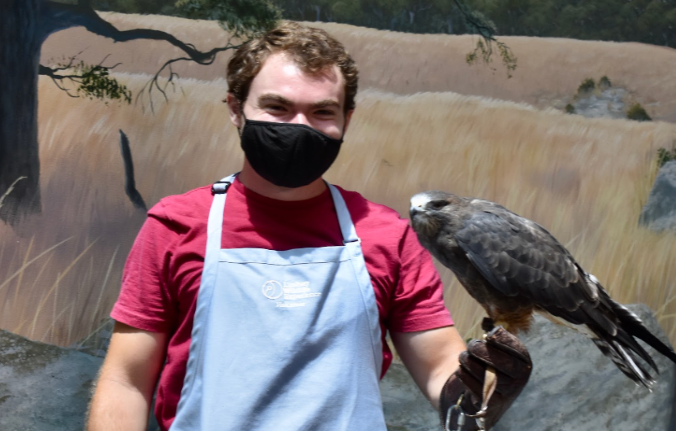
xmin=227 ymin=21 xmax=358 ymax=113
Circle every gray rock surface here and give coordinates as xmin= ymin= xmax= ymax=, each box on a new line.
xmin=573 ymin=87 xmax=629 ymax=119
xmin=0 ymin=329 xmax=102 ymax=431
xmin=640 ymin=160 xmax=676 ymax=232
xmin=381 ymin=362 xmax=439 ymax=431
xmin=379 ymin=304 xmax=676 ymax=431
xmin=1 ymin=304 xmax=674 ymax=430
xmin=494 ymin=303 xmax=676 ymax=431
xmin=69 ymin=318 xmax=114 ymax=358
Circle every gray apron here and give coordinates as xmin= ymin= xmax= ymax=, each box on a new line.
xmin=169 ymin=175 xmax=387 ymax=430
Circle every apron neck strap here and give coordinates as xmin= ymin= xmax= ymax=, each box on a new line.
xmin=327 ymin=183 xmax=360 ymax=245
xmin=212 ymin=173 xmax=239 ymax=194
xmin=209 ymin=174 xmax=360 ymax=246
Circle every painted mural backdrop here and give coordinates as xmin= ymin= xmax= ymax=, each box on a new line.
xmin=2 ymin=2 xmax=676 ymax=354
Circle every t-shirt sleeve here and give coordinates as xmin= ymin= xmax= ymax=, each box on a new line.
xmin=111 ymin=203 xmax=178 ymax=333
xmin=387 ymin=224 xmax=454 ymax=332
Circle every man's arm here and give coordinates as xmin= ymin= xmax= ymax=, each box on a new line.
xmin=86 ymin=321 xmax=168 ymax=431
xmin=391 ymin=325 xmax=466 ymax=409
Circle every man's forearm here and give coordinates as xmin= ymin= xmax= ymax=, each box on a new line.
xmin=86 ymin=377 xmax=152 ymax=431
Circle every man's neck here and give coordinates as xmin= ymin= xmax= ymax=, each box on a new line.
xmin=238 ymin=161 xmax=327 ymax=201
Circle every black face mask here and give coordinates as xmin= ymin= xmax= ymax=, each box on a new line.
xmin=239 ymin=118 xmax=344 ymax=188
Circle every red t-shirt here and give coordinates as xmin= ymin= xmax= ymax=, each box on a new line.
xmin=112 ymin=177 xmax=452 ymax=430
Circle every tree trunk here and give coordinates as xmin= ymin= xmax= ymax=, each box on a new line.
xmin=0 ymin=0 xmax=42 ymax=225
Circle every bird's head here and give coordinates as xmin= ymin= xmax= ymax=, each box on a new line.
xmin=409 ymin=190 xmax=465 ymax=246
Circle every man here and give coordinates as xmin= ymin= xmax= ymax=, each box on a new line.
xmin=86 ymin=21 xmax=530 ymax=431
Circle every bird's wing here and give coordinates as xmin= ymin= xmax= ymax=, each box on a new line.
xmin=453 ymin=204 xmax=602 ymax=323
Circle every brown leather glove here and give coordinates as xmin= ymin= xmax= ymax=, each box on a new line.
xmin=439 ymin=320 xmax=532 ymax=430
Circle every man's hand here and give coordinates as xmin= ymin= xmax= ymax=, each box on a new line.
xmin=439 ymin=322 xmax=532 ymax=430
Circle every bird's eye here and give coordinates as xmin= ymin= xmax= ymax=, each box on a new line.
xmin=429 ymin=200 xmax=446 ymax=210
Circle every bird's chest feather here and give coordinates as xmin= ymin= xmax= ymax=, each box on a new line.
xmin=432 ymin=237 xmax=496 ymax=303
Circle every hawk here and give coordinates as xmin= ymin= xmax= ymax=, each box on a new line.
xmin=410 ymin=190 xmax=676 ymax=388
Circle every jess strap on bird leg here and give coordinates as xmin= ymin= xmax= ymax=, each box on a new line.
xmin=439 ymin=320 xmax=532 ymax=430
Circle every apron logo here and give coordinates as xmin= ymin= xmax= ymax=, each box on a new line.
xmin=262 ymin=280 xmax=284 ymax=300
xmin=262 ymin=280 xmax=321 ymax=307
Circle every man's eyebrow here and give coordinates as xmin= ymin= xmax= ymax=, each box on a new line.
xmin=258 ymin=94 xmax=293 ymax=105
xmin=257 ymin=94 xmax=341 ymax=110
xmin=310 ymin=99 xmax=341 ymax=109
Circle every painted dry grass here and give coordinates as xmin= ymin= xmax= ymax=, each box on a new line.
xmin=341 ymin=90 xmax=676 ymax=341
xmin=42 ymin=14 xmax=676 ymax=121
xmin=1 ymin=68 xmax=675 ymax=347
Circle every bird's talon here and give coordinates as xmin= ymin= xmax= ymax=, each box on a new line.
xmin=466 ymin=407 xmax=488 ymax=419
xmin=481 ymin=317 xmax=495 ymax=332
xmin=486 ymin=325 xmax=503 ymax=337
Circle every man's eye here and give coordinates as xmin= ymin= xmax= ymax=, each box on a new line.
xmin=315 ymin=110 xmax=336 ymax=116
xmin=266 ymin=105 xmax=286 ymax=112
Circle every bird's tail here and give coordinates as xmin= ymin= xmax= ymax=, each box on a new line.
xmin=591 ymin=289 xmax=676 ymax=388
xmin=591 ymin=337 xmax=656 ymax=388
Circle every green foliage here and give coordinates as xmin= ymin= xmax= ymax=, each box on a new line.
xmin=495 ymin=39 xmax=517 ymax=76
xmin=446 ymin=0 xmax=516 ymax=77
xmin=94 ymin=0 xmax=515 ymax=75
xmin=93 ymin=0 xmax=178 ymax=14
xmin=64 ymin=61 xmax=132 ymax=104
xmin=176 ymin=0 xmax=281 ymax=38
xmin=626 ymin=103 xmax=652 ymax=122
xmin=271 ymin=0 xmax=497 ymax=38
xmin=463 ymin=0 xmax=676 ymax=48
xmin=565 ymin=103 xmax=575 ymax=114
xmin=466 ymin=39 xmax=517 ymax=78
xmin=657 ymin=147 xmax=676 ymax=168
xmin=599 ymin=75 xmax=611 ymax=89
xmin=577 ymin=78 xmax=595 ymax=94
xmin=93 ymin=0 xmax=676 ymax=50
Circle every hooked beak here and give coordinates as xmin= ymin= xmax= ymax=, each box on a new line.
xmin=410 ymin=205 xmax=424 ymax=217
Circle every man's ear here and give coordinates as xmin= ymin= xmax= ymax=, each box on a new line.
xmin=343 ymin=109 xmax=355 ymax=135
xmin=226 ymin=93 xmax=243 ymax=129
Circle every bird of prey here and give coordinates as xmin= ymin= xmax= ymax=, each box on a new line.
xmin=410 ymin=190 xmax=676 ymax=388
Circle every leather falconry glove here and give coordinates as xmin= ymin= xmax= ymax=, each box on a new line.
xmin=439 ymin=319 xmax=532 ymax=431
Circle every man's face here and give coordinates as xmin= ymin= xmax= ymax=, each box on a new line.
xmin=228 ymin=52 xmax=353 ymax=139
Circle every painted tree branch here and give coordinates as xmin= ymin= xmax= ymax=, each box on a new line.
xmin=41 ymin=1 xmax=231 ymax=64
xmin=39 ymin=54 xmax=126 ymax=100
xmin=39 ymin=64 xmax=80 ymax=97
xmin=118 ymin=130 xmax=147 ymax=212
xmin=451 ymin=0 xmax=517 ymax=77
xmin=39 ymin=1 xmax=240 ymax=109
xmin=451 ymin=0 xmax=496 ymax=39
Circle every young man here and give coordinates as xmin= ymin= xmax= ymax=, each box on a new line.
xmin=86 ymin=22 xmax=530 ymax=431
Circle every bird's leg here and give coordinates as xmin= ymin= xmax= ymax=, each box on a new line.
xmin=468 ymin=318 xmax=499 ymax=421
xmin=476 ymin=366 xmax=497 ymax=417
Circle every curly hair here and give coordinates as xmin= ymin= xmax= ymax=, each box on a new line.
xmin=227 ymin=21 xmax=358 ymax=113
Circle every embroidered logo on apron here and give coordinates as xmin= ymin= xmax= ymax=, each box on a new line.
xmin=261 ymin=280 xmax=283 ymax=299
xmin=263 ymin=280 xmax=322 ymax=307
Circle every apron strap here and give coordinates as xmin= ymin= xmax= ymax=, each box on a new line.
xmin=204 ymin=174 xmax=238 ymax=287
xmin=209 ymin=175 xmax=360 ymax=246
xmin=327 ymin=183 xmax=360 ymax=244
xmin=211 ymin=173 xmax=238 ymax=194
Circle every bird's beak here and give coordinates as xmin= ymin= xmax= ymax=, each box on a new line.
xmin=410 ymin=205 xmax=423 ymax=216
